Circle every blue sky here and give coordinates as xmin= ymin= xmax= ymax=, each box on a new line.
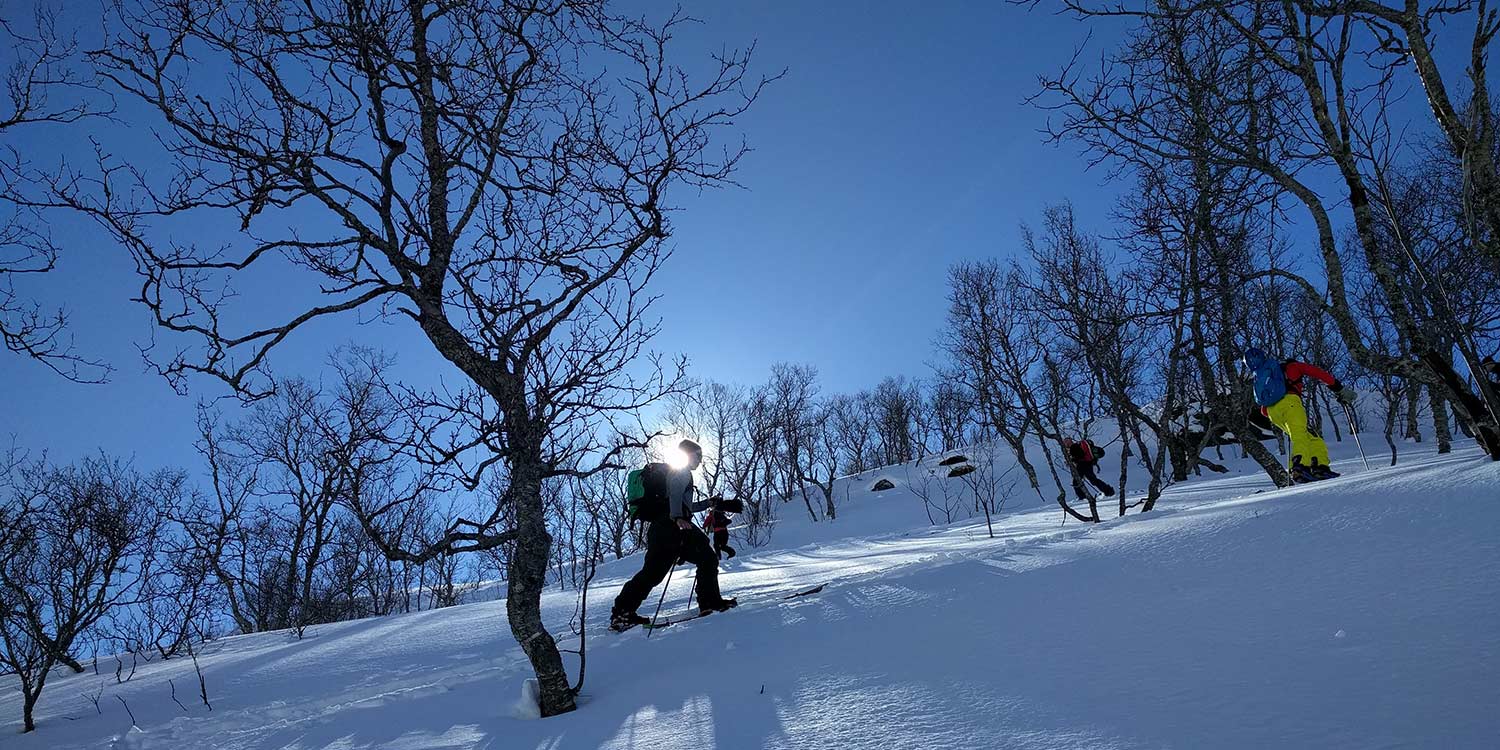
xmin=644 ymin=1 xmax=1124 ymax=388
xmin=1 ymin=1 xmax=1472 ymax=472
xmin=2 ymin=1 xmax=1125 ymax=470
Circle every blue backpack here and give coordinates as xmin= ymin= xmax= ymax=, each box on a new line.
xmin=1246 ymin=349 xmax=1287 ymax=407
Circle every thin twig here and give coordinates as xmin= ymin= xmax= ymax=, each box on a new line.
xmin=115 ymin=695 xmax=137 ymax=726
xmin=168 ymin=679 xmax=188 ymax=713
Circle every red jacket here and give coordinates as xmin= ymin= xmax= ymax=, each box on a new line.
xmin=703 ymin=510 xmax=731 ymax=533
xmin=1258 ymin=360 xmax=1340 ymax=416
xmin=1282 ymin=361 xmax=1339 ymax=396
xmin=1063 ymin=438 xmax=1100 ymax=466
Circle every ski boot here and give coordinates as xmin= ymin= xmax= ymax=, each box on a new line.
xmin=1289 ymin=457 xmax=1320 ymax=484
xmin=609 ymin=608 xmax=650 ymax=632
xmin=699 ymin=598 xmax=738 ymax=617
xmin=1308 ymin=457 xmax=1340 ymax=480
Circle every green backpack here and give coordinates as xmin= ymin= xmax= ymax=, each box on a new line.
xmin=625 ymin=462 xmax=671 ymax=524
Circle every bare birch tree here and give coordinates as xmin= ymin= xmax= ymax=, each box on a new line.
xmin=0 ymin=456 xmax=173 ymax=732
xmin=59 ymin=0 xmax=770 ymax=715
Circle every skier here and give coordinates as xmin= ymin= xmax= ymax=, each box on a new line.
xmin=1062 ymin=437 xmax=1113 ymax=499
xmin=1242 ymin=347 xmax=1356 ymax=483
xmin=702 ymin=501 xmax=736 ymax=560
xmin=611 ymin=439 xmax=737 ymax=631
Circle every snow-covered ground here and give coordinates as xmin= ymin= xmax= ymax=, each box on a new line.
xmin=5 ymin=440 xmax=1499 ymax=749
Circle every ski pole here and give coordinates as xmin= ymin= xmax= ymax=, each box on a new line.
xmin=686 ymin=569 xmax=698 ymax=615
xmin=647 ymin=562 xmax=675 ymax=639
xmin=1343 ymin=402 xmax=1371 ymax=471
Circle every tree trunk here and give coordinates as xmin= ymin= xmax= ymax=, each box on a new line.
xmin=1384 ymin=399 xmax=1400 ymax=466
xmin=1114 ymin=415 xmax=1135 ymax=517
xmin=213 ymin=563 xmax=256 ymax=635
xmin=1404 ymin=386 xmax=1422 ymax=443
xmin=1453 ymin=404 xmax=1476 ymax=438
xmin=1167 ymin=433 xmax=1193 ymax=482
xmin=1420 ymin=351 xmax=1500 ymax=459
xmin=1240 ymin=428 xmax=1292 ymax=487
xmin=505 ymin=450 xmax=576 ymax=717
xmin=23 ymin=689 xmax=37 ymax=733
xmin=1430 ymin=386 xmax=1453 ymax=454
xmin=40 ymin=633 xmax=86 ymax=674
xmin=56 ymin=651 xmax=85 ymax=674
xmin=19 ymin=665 xmax=50 ymax=733
xmin=1321 ymin=389 xmax=1343 ymax=442
xmin=799 ymin=484 xmax=819 ymax=522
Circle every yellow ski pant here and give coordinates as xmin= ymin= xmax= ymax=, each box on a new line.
xmin=1265 ymin=394 xmax=1330 ymax=468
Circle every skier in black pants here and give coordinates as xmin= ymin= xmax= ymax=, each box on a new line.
xmin=611 ymin=440 xmax=737 ymax=630
xmin=703 ymin=503 xmax=736 ymax=560
xmin=1063 ymin=437 xmax=1114 ymax=499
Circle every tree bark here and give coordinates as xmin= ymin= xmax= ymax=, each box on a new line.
xmin=1404 ymin=386 xmax=1422 ymax=443
xmin=505 ymin=448 xmax=576 ymax=717
xmin=1430 ymin=386 xmax=1453 ymax=454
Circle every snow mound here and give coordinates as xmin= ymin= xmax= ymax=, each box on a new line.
xmin=510 ymin=679 xmax=541 ymax=720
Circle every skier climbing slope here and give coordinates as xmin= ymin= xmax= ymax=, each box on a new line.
xmin=1243 ymin=347 xmax=1356 ymax=482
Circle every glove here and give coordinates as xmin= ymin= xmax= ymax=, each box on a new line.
xmin=1334 ymin=386 xmax=1356 ymax=406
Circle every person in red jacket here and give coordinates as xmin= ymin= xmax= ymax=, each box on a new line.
xmin=702 ymin=502 xmax=736 ymax=560
xmin=1062 ymin=437 xmax=1113 ymax=499
xmin=1243 ymin=347 xmax=1356 ymax=482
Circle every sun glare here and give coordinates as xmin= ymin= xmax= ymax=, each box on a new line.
xmin=666 ymin=446 xmax=691 ymax=470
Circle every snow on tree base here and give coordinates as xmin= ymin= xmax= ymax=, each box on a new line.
xmin=510 ymin=679 xmax=541 ymax=720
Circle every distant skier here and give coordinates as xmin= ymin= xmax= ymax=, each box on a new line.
xmin=611 ymin=440 xmax=737 ymax=631
xmin=703 ymin=502 xmax=736 ymax=560
xmin=1062 ymin=437 xmax=1113 ymax=499
xmin=1242 ymin=347 xmax=1356 ymax=483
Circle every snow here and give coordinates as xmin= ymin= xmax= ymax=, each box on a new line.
xmin=4 ymin=440 xmax=1499 ymax=749
xmin=512 ymin=680 xmax=541 ymax=721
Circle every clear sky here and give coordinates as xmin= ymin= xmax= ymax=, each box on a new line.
xmin=8 ymin=1 xmax=1469 ymax=473
xmin=637 ymin=0 xmax=1125 ymax=387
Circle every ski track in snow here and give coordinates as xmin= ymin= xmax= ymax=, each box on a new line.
xmin=4 ymin=442 xmax=1498 ymax=749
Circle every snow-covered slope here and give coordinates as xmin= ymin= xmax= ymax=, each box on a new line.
xmin=5 ymin=442 xmax=1499 ymax=749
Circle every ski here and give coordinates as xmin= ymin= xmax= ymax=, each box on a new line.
xmin=641 ymin=612 xmax=706 ymax=630
xmin=631 ymin=583 xmax=827 ymax=632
